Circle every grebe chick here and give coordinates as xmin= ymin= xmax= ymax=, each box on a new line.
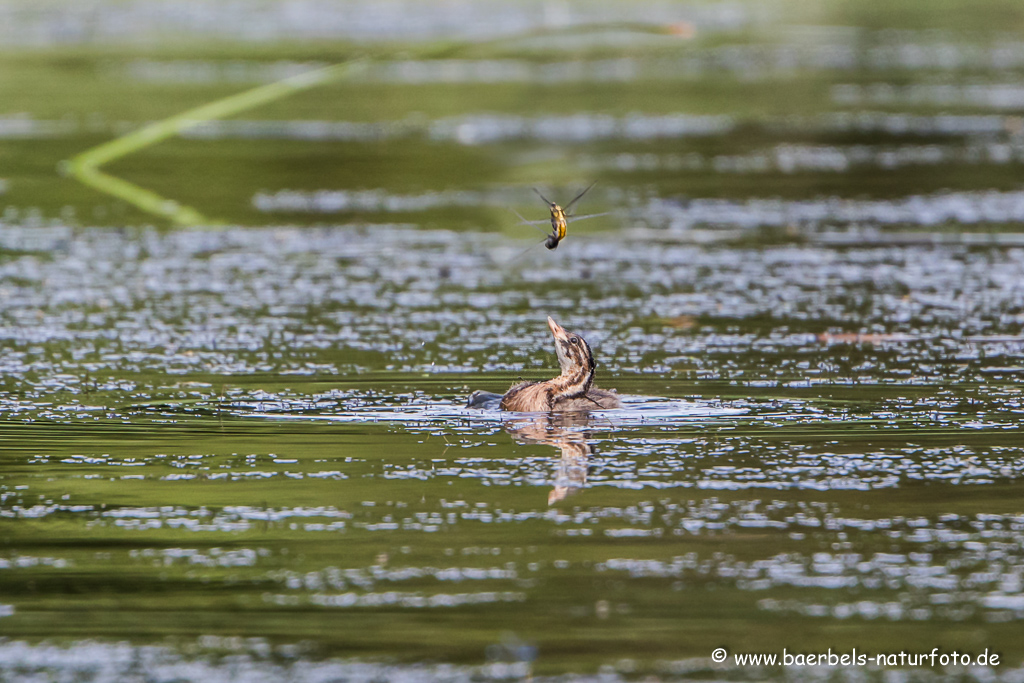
xmin=467 ymin=317 xmax=620 ymax=412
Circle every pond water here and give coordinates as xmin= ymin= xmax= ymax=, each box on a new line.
xmin=3 ymin=224 xmax=1024 ymax=680
xmin=4 ymin=0 xmax=1024 ymax=680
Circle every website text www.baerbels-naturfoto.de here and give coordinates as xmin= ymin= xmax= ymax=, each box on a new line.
xmin=711 ymin=647 xmax=1000 ymax=667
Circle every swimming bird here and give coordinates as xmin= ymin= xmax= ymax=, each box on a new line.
xmin=466 ymin=317 xmax=620 ymax=412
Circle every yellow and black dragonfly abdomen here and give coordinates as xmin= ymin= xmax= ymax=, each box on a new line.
xmin=532 ymin=182 xmax=596 ymax=250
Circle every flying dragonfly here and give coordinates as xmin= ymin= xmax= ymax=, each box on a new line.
xmin=511 ymin=182 xmax=609 ymax=251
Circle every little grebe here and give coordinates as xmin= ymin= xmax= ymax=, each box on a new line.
xmin=467 ymin=317 xmax=620 ymax=412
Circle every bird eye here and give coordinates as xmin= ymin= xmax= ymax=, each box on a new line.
xmin=569 ymin=336 xmax=579 ymax=345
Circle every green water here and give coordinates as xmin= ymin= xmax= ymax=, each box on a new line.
xmin=3 ymin=1 xmax=1024 ymax=680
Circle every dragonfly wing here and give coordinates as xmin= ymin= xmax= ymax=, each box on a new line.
xmin=562 ymin=181 xmax=596 ymax=212
xmin=532 ymin=187 xmax=554 ymax=206
xmin=509 ymin=207 xmax=552 ymax=234
xmin=505 ymin=238 xmax=546 ymax=267
xmin=565 ymin=211 xmax=612 ymax=223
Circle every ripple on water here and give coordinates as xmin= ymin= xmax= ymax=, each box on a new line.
xmin=5 ymin=223 xmax=1024 ymax=665
xmin=5 ymin=224 xmax=1024 ymax=403
xmin=39 ymin=499 xmax=1024 ymax=623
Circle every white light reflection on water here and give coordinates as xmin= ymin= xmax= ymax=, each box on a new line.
xmin=14 ymin=501 xmax=1024 ymax=623
xmin=180 ymin=112 xmax=1020 ymax=148
xmin=1 ymin=638 xmax=1023 ymax=682
xmin=6 ymin=110 xmax=1021 ymax=151
xmin=834 ymin=82 xmax=1024 ymax=110
xmin=643 ymin=189 xmax=1024 ymax=230
xmin=583 ymin=140 xmax=1024 ymax=175
xmin=6 ymin=224 xmax=1024 ymax=420
xmin=114 ymin=37 xmax=1024 ymax=86
xmin=0 ymin=0 xmax=751 ymax=46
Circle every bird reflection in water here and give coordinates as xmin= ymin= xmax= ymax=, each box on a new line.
xmin=504 ymin=412 xmax=597 ymax=505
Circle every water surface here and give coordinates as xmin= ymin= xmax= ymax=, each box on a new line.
xmin=4 ymin=0 xmax=1024 ymax=679
xmin=3 ymin=225 xmax=1024 ymax=680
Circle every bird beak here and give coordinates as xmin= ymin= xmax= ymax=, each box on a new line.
xmin=547 ymin=316 xmax=568 ymax=341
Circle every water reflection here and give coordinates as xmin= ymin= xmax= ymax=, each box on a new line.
xmin=504 ymin=413 xmax=595 ymax=505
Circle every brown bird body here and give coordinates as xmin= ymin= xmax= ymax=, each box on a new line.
xmin=467 ymin=317 xmax=620 ymax=412
xmin=500 ymin=381 xmax=620 ymax=413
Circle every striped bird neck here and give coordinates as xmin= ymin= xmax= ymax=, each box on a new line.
xmin=548 ymin=364 xmax=594 ymax=402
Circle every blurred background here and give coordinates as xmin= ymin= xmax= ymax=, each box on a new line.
xmin=5 ymin=1 xmax=1024 ymax=681
xmin=4 ymin=0 xmax=1023 ymax=233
